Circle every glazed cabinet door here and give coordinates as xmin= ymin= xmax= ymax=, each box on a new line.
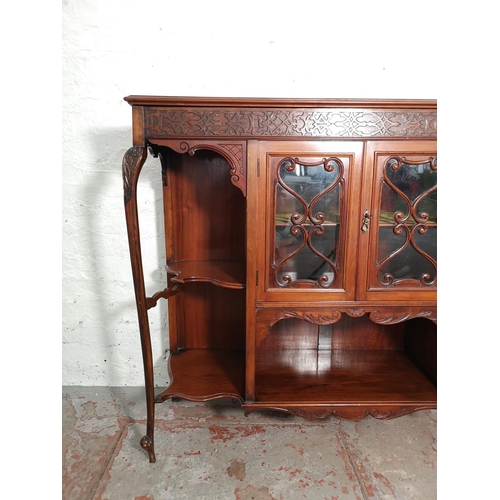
xmin=256 ymin=141 xmax=364 ymax=303
xmin=357 ymin=141 xmax=437 ymax=301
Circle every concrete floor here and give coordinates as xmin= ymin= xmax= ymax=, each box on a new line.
xmin=62 ymin=387 xmax=436 ymax=500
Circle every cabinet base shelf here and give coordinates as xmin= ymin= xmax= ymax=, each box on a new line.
xmin=155 ymin=349 xmax=245 ymax=403
xmin=254 ymin=349 xmax=436 ymax=406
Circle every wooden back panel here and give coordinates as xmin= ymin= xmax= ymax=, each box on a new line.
xmin=260 ymin=316 xmax=405 ymax=351
xmin=164 ymin=148 xmax=246 ymax=262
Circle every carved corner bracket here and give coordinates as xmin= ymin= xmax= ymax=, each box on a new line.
xmin=148 ymin=139 xmax=247 ymax=197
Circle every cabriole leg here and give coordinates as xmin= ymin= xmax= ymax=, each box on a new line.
xmin=123 ymin=146 xmax=157 ymax=463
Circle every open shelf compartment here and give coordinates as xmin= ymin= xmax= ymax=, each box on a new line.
xmin=156 ymin=349 xmax=245 ymax=403
xmin=254 ymin=315 xmax=436 ymax=408
xmin=155 ymin=146 xmax=247 ymax=404
xmin=255 ymin=349 xmax=436 ymax=404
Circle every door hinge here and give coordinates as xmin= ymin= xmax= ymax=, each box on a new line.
xmin=257 ymin=158 xmax=260 ymax=177
xmin=256 ymin=269 xmax=259 ymax=286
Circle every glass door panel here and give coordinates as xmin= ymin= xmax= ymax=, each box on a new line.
xmin=258 ymin=140 xmax=363 ymax=303
xmin=358 ymin=140 xmax=437 ymax=300
xmin=378 ymin=157 xmax=437 ymax=286
xmin=274 ymin=157 xmax=343 ymax=288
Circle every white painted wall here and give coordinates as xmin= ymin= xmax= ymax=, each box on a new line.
xmin=62 ymin=0 xmax=441 ymax=386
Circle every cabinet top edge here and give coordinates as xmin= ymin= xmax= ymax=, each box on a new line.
xmin=124 ymin=95 xmax=437 ymax=109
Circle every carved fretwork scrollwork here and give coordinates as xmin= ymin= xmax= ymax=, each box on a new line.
xmin=377 ymin=155 xmax=437 ymax=287
xmin=144 ymin=107 xmax=437 ymax=138
xmin=345 ymin=308 xmax=366 ymax=318
xmin=273 ymin=157 xmax=344 ymax=288
xmin=369 ymin=309 xmax=437 ymax=325
xmin=267 ymin=310 xmax=343 ymax=330
xmin=265 ymin=308 xmax=437 ymax=331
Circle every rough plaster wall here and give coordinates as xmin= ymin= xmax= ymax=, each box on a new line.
xmin=62 ymin=0 xmax=439 ymax=386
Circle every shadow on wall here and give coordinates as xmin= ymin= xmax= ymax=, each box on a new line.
xmin=83 ymin=126 xmax=169 ymax=387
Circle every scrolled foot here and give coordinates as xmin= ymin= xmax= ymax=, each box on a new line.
xmin=140 ymin=435 xmax=156 ymax=463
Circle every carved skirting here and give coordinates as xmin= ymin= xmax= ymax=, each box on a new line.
xmin=144 ymin=107 xmax=437 ymax=139
xmin=242 ymin=405 xmax=435 ymax=421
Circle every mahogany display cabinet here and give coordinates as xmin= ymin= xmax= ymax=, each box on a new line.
xmin=122 ymin=96 xmax=437 ymax=462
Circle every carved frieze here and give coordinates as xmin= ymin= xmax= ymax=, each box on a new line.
xmin=144 ymin=107 xmax=437 ymax=139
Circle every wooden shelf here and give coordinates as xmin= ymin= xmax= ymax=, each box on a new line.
xmin=255 ymin=349 xmax=436 ymax=405
xmin=166 ymin=260 xmax=246 ymax=289
xmin=155 ymin=349 xmax=245 ymax=403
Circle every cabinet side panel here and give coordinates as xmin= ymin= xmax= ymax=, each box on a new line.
xmin=132 ymin=106 xmax=145 ymax=146
xmin=404 ymin=318 xmax=437 ymax=385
